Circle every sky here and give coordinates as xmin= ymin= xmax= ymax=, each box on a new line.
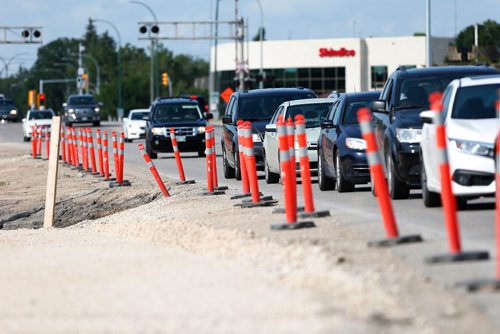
xmin=0 ymin=0 xmax=499 ymax=75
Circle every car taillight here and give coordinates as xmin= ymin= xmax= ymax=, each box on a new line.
xmin=204 ymin=105 xmax=209 ymax=111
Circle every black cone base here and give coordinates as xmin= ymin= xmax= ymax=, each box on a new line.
xmin=214 ymin=186 xmax=229 ymax=191
xmin=271 ymin=221 xmax=316 ymax=230
xmin=176 ymin=180 xmax=196 ymax=185
xmin=201 ymin=190 xmax=225 ymax=196
xmin=109 ymin=180 xmax=132 ymax=188
xmin=299 ymin=210 xmax=331 ymax=218
xmin=272 ymin=206 xmax=305 ymax=214
xmin=456 ymin=279 xmax=500 ymax=292
xmin=230 ymin=193 xmax=252 ymax=200
xmin=368 ymin=234 xmax=423 ymax=248
xmin=242 ymin=195 xmax=273 ymax=203
xmin=425 ymin=250 xmax=489 ymax=264
xmin=236 ymin=199 xmax=278 ymax=208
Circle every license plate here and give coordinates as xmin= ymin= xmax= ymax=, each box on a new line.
xmin=176 ymin=136 xmax=186 ymax=142
xmin=82 ymin=117 xmax=88 ymax=121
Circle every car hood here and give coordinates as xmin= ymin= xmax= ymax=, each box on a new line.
xmin=342 ymin=124 xmax=362 ymax=138
xmin=394 ymin=109 xmax=424 ymax=128
xmin=249 ymin=120 xmax=270 ymax=138
xmin=447 ymin=118 xmax=499 ymax=144
xmin=149 ymin=119 xmax=207 ymax=127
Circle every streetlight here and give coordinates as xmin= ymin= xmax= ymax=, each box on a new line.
xmin=130 ymin=0 xmax=158 ymax=101
xmin=0 ymin=52 xmax=30 ymax=78
xmin=91 ymin=18 xmax=123 ymax=120
xmin=255 ymin=0 xmax=264 ymax=89
xmin=67 ymin=54 xmax=101 ymax=95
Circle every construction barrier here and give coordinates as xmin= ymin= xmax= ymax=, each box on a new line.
xmin=110 ymin=132 xmax=131 ymax=187
xmin=357 ymin=108 xmax=422 ymax=247
xmin=72 ymin=128 xmax=80 ymax=170
xmin=65 ymin=127 xmax=71 ymax=164
xmin=111 ymin=132 xmax=121 ymax=183
xmin=138 ymin=143 xmax=170 ymax=197
xmin=295 ymin=115 xmax=330 ymax=218
xmin=271 ymin=115 xmax=314 ymax=230
xmin=103 ymin=130 xmax=111 ymax=180
xmin=237 ymin=122 xmax=276 ymax=208
xmin=60 ymin=126 xmax=66 ymax=163
xmin=37 ymin=126 xmax=42 ymax=158
xmin=96 ymin=129 xmax=104 ymax=176
xmin=86 ymin=129 xmax=97 ymax=175
xmin=208 ymin=126 xmax=228 ymax=191
xmin=31 ymin=125 xmax=37 ymax=159
xmin=424 ymin=92 xmax=488 ymax=263
xmin=44 ymin=126 xmax=50 ymax=160
xmin=230 ymin=120 xmax=251 ymax=199
xmin=202 ymin=128 xmax=224 ymax=195
xmin=170 ymin=128 xmax=195 ymax=185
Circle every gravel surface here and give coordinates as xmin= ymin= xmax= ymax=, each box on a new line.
xmin=0 ymin=143 xmax=496 ymax=333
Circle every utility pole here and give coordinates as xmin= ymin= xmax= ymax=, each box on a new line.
xmin=77 ymin=43 xmax=84 ymax=94
xmin=426 ymin=0 xmax=432 ymax=67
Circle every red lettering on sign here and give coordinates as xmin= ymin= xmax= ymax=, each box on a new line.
xmin=319 ymin=47 xmax=356 ymax=57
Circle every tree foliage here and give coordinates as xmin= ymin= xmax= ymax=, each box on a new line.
xmin=455 ymin=19 xmax=500 ymax=64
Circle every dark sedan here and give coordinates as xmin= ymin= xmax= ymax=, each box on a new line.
xmin=318 ymin=91 xmax=380 ymax=192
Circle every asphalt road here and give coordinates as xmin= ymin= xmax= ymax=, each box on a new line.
xmin=1 ymin=120 xmax=498 ymax=323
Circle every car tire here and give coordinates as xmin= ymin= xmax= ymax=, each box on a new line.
xmin=264 ymin=151 xmax=279 ymax=184
xmin=318 ymin=152 xmax=335 ymax=191
xmin=234 ymin=150 xmax=242 ymax=181
xmin=23 ymin=135 xmax=30 ymax=142
xmin=146 ymin=141 xmax=157 ymax=159
xmin=222 ymin=146 xmax=235 ymax=179
xmin=336 ymin=150 xmax=355 ymax=192
xmin=421 ymin=163 xmax=441 ymax=207
xmin=386 ymin=151 xmax=409 ymax=199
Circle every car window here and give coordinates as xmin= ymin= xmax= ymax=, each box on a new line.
xmin=332 ymin=99 xmax=345 ymax=125
xmin=441 ymin=85 xmax=453 ymax=119
xmin=342 ymin=95 xmax=381 ymax=125
xmin=29 ymin=111 xmax=54 ymax=120
xmin=69 ymin=96 xmax=96 ymax=105
xmin=131 ymin=112 xmax=148 ymax=120
xmin=451 ymin=83 xmax=500 ymax=119
xmin=237 ymin=93 xmax=315 ymax=121
xmin=381 ymin=79 xmax=393 ymax=101
xmin=153 ymin=104 xmax=202 ymax=121
xmin=285 ymin=103 xmax=332 ymax=127
xmin=271 ymin=106 xmax=284 ymax=124
xmin=326 ymin=101 xmax=339 ymax=120
xmin=225 ymin=97 xmax=235 ymax=116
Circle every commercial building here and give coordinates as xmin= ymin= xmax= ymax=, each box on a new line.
xmin=211 ymin=36 xmax=451 ymax=98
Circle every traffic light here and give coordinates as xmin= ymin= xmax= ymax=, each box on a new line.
xmin=37 ymin=93 xmax=45 ymax=109
xmin=161 ymin=72 xmax=169 ymax=86
xmin=82 ymin=73 xmax=89 ymax=90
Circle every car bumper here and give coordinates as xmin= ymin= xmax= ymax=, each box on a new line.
xmin=394 ymin=143 xmax=421 ymax=186
xmin=341 ymin=150 xmax=370 ymax=184
xmin=127 ymin=128 xmax=146 ymax=139
xmin=449 ymin=150 xmax=495 ymax=197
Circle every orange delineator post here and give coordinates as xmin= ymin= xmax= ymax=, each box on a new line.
xmin=72 ymin=128 xmax=80 ymax=168
xmin=67 ymin=128 xmax=73 ymax=165
xmin=88 ymin=129 xmax=98 ymax=175
xmin=138 ymin=143 xmax=170 ymax=197
xmin=103 ymin=131 xmax=110 ymax=180
xmin=278 ymin=116 xmax=296 ymax=223
xmin=31 ymin=125 xmax=37 ymax=158
xmin=44 ymin=126 xmax=50 ymax=159
xmin=118 ymin=132 xmax=125 ymax=184
xmin=286 ymin=118 xmax=297 ymax=192
xmin=242 ymin=123 xmax=261 ymax=203
xmin=96 ymin=129 xmax=104 ymax=176
xmin=37 ymin=127 xmax=42 ymax=157
xmin=170 ymin=128 xmax=187 ymax=182
xmin=205 ymin=130 xmax=214 ymax=193
xmin=237 ymin=121 xmax=250 ymax=194
xmin=209 ymin=126 xmax=219 ymax=188
xmin=60 ymin=126 xmax=66 ymax=162
xmin=112 ymin=132 xmax=120 ymax=183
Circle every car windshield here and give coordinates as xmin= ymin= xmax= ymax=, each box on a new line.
xmin=69 ymin=96 xmax=96 ymax=105
xmin=396 ymin=75 xmax=476 ymax=110
xmin=238 ymin=93 xmax=315 ymax=121
xmin=451 ymin=83 xmax=500 ymax=119
xmin=285 ymin=103 xmax=332 ymax=128
xmin=0 ymin=99 xmax=14 ymax=106
xmin=153 ymin=104 xmax=202 ymax=121
xmin=130 ymin=112 xmax=149 ymax=120
xmin=343 ymin=95 xmax=380 ymax=125
xmin=29 ymin=111 xmax=54 ymax=120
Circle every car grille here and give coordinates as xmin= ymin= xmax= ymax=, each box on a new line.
xmin=75 ymin=108 xmax=94 ymax=116
xmin=168 ymin=127 xmax=195 ymax=137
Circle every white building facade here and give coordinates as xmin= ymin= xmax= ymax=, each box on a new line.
xmin=211 ymin=36 xmax=451 ymax=97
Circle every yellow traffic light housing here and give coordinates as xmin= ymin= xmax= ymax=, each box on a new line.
xmin=161 ymin=72 xmax=168 ymax=86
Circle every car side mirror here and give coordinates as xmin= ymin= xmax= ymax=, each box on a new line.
xmin=320 ymin=120 xmax=335 ymax=129
xmin=205 ymin=112 xmax=214 ymax=120
xmin=419 ymin=110 xmax=435 ymax=124
xmin=142 ymin=115 xmax=150 ymax=121
xmin=22 ymin=118 xmax=26 ymax=123
xmin=122 ymin=117 xmax=128 ymax=122
xmin=370 ymin=100 xmax=387 ymax=113
xmin=265 ymin=123 xmax=276 ymax=132
xmin=222 ymin=115 xmax=232 ymax=124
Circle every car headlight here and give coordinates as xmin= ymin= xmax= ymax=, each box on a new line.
xmin=197 ymin=126 xmax=206 ymax=134
xmin=71 ymin=113 xmax=77 ymax=119
xmin=449 ymin=139 xmax=493 ymax=157
xmin=252 ymin=133 xmax=262 ymax=142
xmin=151 ymin=127 xmax=165 ymax=136
xmin=68 ymin=108 xmax=75 ymax=113
xmin=10 ymin=109 xmax=17 ymax=115
xmin=94 ymin=107 xmax=100 ymax=112
xmin=345 ymin=137 xmax=367 ymax=150
xmin=396 ymin=128 xmax=422 ymax=143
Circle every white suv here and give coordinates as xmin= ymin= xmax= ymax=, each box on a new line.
xmin=420 ymin=74 xmax=499 ymax=208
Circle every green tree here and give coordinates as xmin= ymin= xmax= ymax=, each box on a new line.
xmin=455 ymin=19 xmax=500 ymax=64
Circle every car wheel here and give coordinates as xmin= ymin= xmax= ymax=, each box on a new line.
xmin=234 ymin=150 xmax=242 ymax=181
xmin=335 ymin=150 xmax=355 ymax=192
xmin=146 ymin=141 xmax=157 ymax=159
xmin=421 ymin=162 xmax=441 ymax=207
xmin=386 ymin=151 xmax=409 ymax=199
xmin=264 ymin=151 xmax=279 ymax=184
xmin=318 ymin=152 xmax=335 ymax=191
xmin=222 ymin=146 xmax=235 ymax=179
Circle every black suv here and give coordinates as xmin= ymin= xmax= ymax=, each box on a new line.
xmin=0 ymin=98 xmax=20 ymax=122
xmin=63 ymin=94 xmax=101 ymax=126
xmin=370 ymin=65 xmax=499 ymax=199
xmin=145 ymin=97 xmax=213 ymax=159
xmin=221 ymin=88 xmax=316 ymax=179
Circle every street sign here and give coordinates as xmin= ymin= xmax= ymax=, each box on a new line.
xmin=220 ymin=87 xmax=234 ymax=104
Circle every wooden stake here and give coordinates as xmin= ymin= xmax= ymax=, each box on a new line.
xmin=43 ymin=116 xmax=61 ymax=228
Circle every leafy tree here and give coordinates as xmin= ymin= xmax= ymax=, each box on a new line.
xmin=454 ymin=19 xmax=500 ymax=64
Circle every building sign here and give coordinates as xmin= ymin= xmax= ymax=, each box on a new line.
xmin=319 ymin=47 xmax=356 ymax=58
